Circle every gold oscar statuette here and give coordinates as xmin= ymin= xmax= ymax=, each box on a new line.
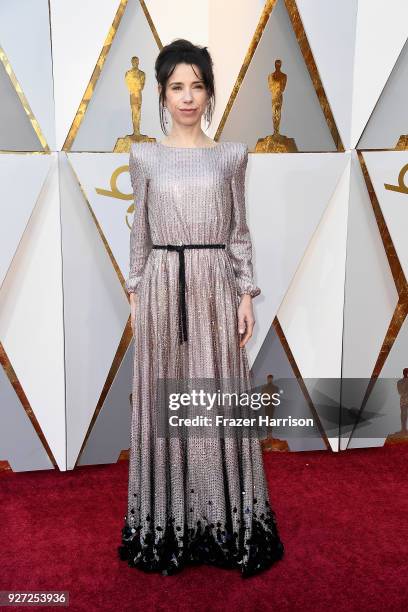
xmin=255 ymin=59 xmax=298 ymax=153
xmin=114 ymin=56 xmax=156 ymax=152
xmin=260 ymin=374 xmax=290 ymax=452
xmin=385 ymin=370 xmax=408 ymax=445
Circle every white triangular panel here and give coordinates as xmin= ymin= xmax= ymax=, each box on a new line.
xmin=252 ymin=324 xmax=327 ymax=452
xmin=67 ymin=152 xmax=133 ymax=283
xmin=247 ymin=152 xmax=348 ymax=366
xmin=0 ymin=154 xmax=52 ymax=287
xmin=277 ymin=154 xmax=351 ymax=379
xmin=340 ymin=151 xmax=398 ymax=450
xmin=358 ymin=37 xmax=408 ymax=149
xmin=277 ymin=157 xmax=351 ymax=451
xmin=342 ymin=151 xmax=398 ymax=379
xmin=348 ymin=313 xmax=408 ymax=451
xmin=0 ymin=61 xmax=41 ymax=151
xmin=0 ymin=0 xmax=55 ymax=149
xmin=296 ymin=0 xmax=358 ymax=150
xmin=351 ymin=0 xmax=408 ymax=148
xmin=0 ymin=366 xmax=53 ymax=472
xmin=363 ymin=151 xmax=408 ymax=283
xmin=59 ymin=153 xmax=130 ymax=470
xmin=50 ymin=0 xmax=121 ymax=149
xmin=208 ymin=0 xmax=265 ymax=138
xmin=0 ymin=155 xmax=66 ymax=469
xmin=78 ymin=340 xmax=133 ymax=465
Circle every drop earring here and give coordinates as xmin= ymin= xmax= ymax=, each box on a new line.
xmin=204 ymin=104 xmax=210 ymax=126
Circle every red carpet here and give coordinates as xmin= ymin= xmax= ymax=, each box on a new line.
xmin=1 ymin=444 xmax=407 ymax=611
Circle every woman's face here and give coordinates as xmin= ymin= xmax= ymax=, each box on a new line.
xmin=160 ymin=62 xmax=209 ymax=127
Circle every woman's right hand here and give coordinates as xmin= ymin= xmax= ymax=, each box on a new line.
xmin=129 ymin=292 xmax=138 ymax=334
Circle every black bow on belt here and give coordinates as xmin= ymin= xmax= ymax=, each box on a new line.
xmin=152 ymin=243 xmax=226 ymax=344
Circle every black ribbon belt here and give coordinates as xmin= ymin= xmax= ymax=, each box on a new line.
xmin=152 ymin=243 xmax=226 ymax=344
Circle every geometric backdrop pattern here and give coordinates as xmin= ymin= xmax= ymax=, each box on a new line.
xmin=1 ymin=0 xmax=408 ymax=471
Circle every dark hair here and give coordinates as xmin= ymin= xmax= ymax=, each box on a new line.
xmin=154 ymin=38 xmax=216 ymax=134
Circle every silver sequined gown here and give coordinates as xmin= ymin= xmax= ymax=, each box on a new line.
xmin=118 ymin=140 xmax=284 ymax=577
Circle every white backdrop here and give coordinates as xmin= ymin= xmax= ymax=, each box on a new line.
xmin=1 ymin=0 xmax=408 ymax=470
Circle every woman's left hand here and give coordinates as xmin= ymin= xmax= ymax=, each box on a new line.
xmin=237 ymin=294 xmax=255 ymax=348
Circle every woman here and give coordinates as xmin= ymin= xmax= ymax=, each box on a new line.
xmin=118 ymin=38 xmax=284 ymax=577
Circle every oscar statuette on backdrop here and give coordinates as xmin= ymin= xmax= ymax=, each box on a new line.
xmin=260 ymin=374 xmax=289 ymax=452
xmin=385 ymin=368 xmax=408 ymax=445
xmin=255 ymin=59 xmax=298 ymax=153
xmin=115 ymin=56 xmax=156 ymax=152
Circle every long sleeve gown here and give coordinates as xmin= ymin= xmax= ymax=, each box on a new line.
xmin=118 ymin=140 xmax=284 ymax=577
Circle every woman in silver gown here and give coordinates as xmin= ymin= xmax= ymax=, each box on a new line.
xmin=118 ymin=39 xmax=284 ymax=577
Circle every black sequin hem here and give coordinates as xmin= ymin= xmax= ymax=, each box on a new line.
xmin=117 ymin=506 xmax=284 ymax=578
